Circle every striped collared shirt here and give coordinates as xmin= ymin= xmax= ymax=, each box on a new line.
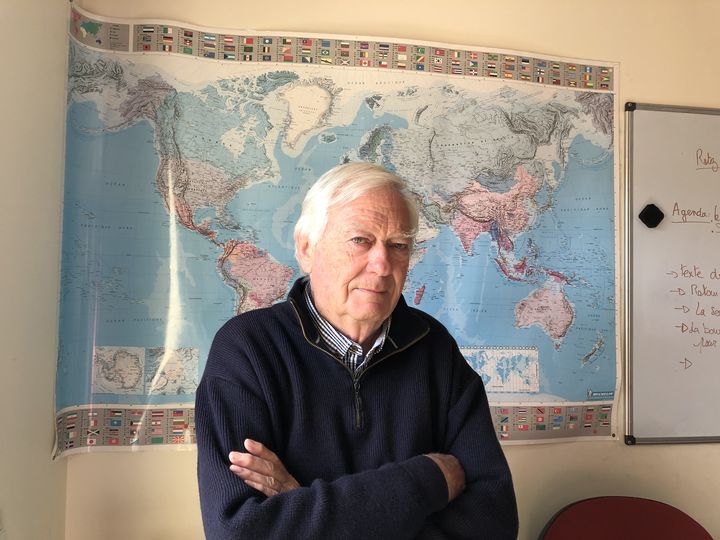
xmin=304 ymin=282 xmax=390 ymax=374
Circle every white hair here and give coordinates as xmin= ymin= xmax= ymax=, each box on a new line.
xmin=294 ymin=162 xmax=419 ymax=261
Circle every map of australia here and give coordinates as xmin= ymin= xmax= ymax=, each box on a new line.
xmin=58 ymin=38 xmax=617 ymax=416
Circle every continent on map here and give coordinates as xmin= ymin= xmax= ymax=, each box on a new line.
xmin=146 ymin=347 xmax=199 ymax=395
xmin=450 ymin=165 xmax=540 ymax=255
xmin=92 ymin=346 xmax=144 ymax=395
xmin=218 ymin=240 xmax=294 ymax=314
xmin=515 ymin=283 xmax=575 ymax=346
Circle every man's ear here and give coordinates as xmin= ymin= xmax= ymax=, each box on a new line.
xmin=295 ymin=233 xmax=313 ymax=274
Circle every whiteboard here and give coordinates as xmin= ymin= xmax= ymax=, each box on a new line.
xmin=626 ymin=103 xmax=720 ymax=443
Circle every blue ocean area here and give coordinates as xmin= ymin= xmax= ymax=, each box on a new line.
xmin=57 ymin=102 xmax=233 ymax=409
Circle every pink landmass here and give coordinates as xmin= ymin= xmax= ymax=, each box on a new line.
xmin=414 ymin=284 xmax=426 ymax=305
xmin=515 ymin=284 xmax=575 ymax=345
xmin=219 ymin=240 xmax=294 ymax=314
xmin=450 ymin=165 xmax=541 ymax=254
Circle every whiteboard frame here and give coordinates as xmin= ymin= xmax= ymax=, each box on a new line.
xmin=625 ymin=102 xmax=720 ymax=445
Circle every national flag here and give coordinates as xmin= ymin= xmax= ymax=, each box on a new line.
xmin=88 ymin=419 xmax=98 ymax=427
xmin=151 ymin=419 xmax=163 ymax=426
xmin=536 ymin=76 xmax=544 ymax=83
xmin=552 ymin=424 xmax=562 ymax=430
xmin=162 ymin=26 xmax=173 ymax=34
xmin=282 ymin=38 xmax=292 ymax=45
xmin=87 ymin=429 xmax=100 ymax=437
xmin=108 ymin=427 xmax=120 ymax=436
xmin=244 ymin=46 xmax=253 ymax=53
xmin=516 ymin=408 xmax=527 ymax=414
xmin=552 ymin=416 xmax=563 ymax=423
xmin=109 ymin=410 xmax=123 ymax=418
xmin=452 ymin=51 xmax=461 ymax=59
xmin=536 ymin=424 xmax=546 ymax=431
xmin=378 ymin=43 xmax=390 ymax=50
xmin=487 ymin=53 xmax=499 ymax=61
xmin=468 ymin=68 xmax=478 ymax=76
xmin=162 ymin=44 xmax=172 ymax=52
xmin=224 ymin=53 xmax=236 ymax=60
xmin=224 ymin=44 xmax=235 ymax=52
xmin=500 ymin=433 xmax=510 ymax=440
xmin=552 ymin=78 xmax=561 ymax=85
xmin=517 ymin=424 xmax=530 ymax=431
xmin=397 ymin=62 xmax=406 ymax=69
xmin=339 ymin=41 xmax=350 ymax=48
xmin=379 ymin=61 xmax=388 ymax=68
xmin=338 ymin=58 xmax=350 ymax=65
xmin=503 ymin=72 xmax=513 ymax=79
xmin=282 ymin=55 xmax=294 ymax=62
xmin=108 ymin=437 xmax=120 ymax=445
xmin=469 ymin=52 xmax=478 ymax=60
xmin=398 ymin=45 xmax=407 ymax=52
xmin=499 ymin=425 xmax=509 ymax=432
xmin=86 ymin=438 xmax=97 ymax=446
xmin=203 ymin=33 xmax=216 ymax=41
xmin=128 ymin=420 xmax=143 ymax=427
xmin=434 ymin=48 xmax=445 ymax=56
xmin=360 ymin=59 xmax=370 ymax=67
xmin=601 ymin=405 xmax=612 ymax=412
xmin=150 ymin=427 xmax=163 ymax=435
xmin=377 ymin=51 xmax=388 ymax=59
xmin=519 ymin=73 xmax=531 ymax=81
xmin=504 ymin=55 xmax=515 ymax=62
xmin=433 ymin=57 xmax=443 ymax=64
xmin=320 ymin=49 xmax=330 ymax=56
xmin=66 ymin=413 xmax=78 ymax=421
xmin=499 ymin=416 xmax=509 ymax=424
xmin=415 ymin=64 xmax=425 ymax=71
xmin=172 ymin=435 xmax=185 ymax=444
xmin=321 ymin=40 xmax=331 ymax=47
xmin=359 ymin=51 xmax=368 ymax=58
xmin=535 ymin=416 xmax=545 ymax=423
xmin=142 ymin=44 xmax=152 ymax=51
xmin=301 ymin=56 xmax=312 ymax=63
xmin=263 ymin=37 xmax=273 ymax=44
xmin=340 ymin=50 xmax=350 ymax=57
xmin=204 ymin=42 xmax=216 ymax=50
xmin=398 ymin=54 xmax=407 ymax=61
xmin=586 ymin=407 xmax=595 ymax=412
xmin=223 ymin=36 xmax=234 ymax=44
xmin=517 ymin=416 xmax=528 ymax=423
xmin=183 ymin=39 xmax=193 ymax=47
xmin=415 ymin=47 xmax=425 ymax=54
xmin=320 ymin=57 xmax=332 ymax=65
xmin=183 ymin=30 xmax=193 ymax=38
xmin=567 ymin=423 xmax=576 ymax=430
xmin=360 ymin=42 xmax=369 ymax=49
xmin=142 ymin=26 xmax=155 ymax=33
xmin=67 ymin=431 xmax=77 ymax=439
xmin=487 ymin=62 xmax=496 ymax=69
xmin=245 ymin=37 xmax=255 ymax=45
xmin=567 ymin=63 xmax=577 ymax=71
xmin=583 ymin=423 xmax=593 ymax=429
xmin=504 ymin=64 xmax=515 ymax=71
xmin=150 ymin=436 xmax=164 ymax=444
xmin=415 ymin=55 xmax=425 ymax=63
xmin=262 ymin=46 xmax=272 ymax=53
xmin=151 ymin=410 xmax=164 ymax=417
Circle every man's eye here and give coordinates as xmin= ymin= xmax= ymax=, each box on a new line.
xmin=350 ymin=237 xmax=369 ymax=245
xmin=390 ymin=242 xmax=410 ymax=251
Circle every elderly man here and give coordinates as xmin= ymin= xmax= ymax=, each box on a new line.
xmin=196 ymin=162 xmax=518 ymax=539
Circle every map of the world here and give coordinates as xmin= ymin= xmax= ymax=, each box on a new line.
xmin=55 ymin=8 xmax=619 ymax=455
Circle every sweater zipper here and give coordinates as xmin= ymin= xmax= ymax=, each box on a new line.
xmin=289 ymin=299 xmax=430 ymax=432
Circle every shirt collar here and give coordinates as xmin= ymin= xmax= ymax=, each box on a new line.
xmin=303 ymin=281 xmax=390 ymax=362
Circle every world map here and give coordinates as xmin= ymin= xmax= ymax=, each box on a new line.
xmin=57 ymin=37 xmax=617 ymax=431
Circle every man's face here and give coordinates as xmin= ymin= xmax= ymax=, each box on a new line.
xmin=297 ymin=187 xmax=412 ymax=342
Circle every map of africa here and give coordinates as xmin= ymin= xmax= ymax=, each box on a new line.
xmin=57 ymin=37 xmax=617 ymax=427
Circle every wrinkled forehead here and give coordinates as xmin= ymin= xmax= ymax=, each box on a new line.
xmin=327 ymin=188 xmax=413 ymax=232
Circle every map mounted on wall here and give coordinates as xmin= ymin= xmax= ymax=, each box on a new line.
xmin=55 ymin=5 xmax=619 ymax=456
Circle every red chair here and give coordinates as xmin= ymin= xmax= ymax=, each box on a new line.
xmin=539 ymin=496 xmax=713 ymax=539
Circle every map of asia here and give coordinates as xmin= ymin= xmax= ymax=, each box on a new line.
xmin=55 ymin=6 xmax=619 ymax=455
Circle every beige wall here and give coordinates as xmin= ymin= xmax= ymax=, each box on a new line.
xmin=0 ymin=1 xmax=68 ymax=539
xmin=5 ymin=0 xmax=720 ymax=538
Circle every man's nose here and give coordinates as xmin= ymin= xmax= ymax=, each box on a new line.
xmin=367 ymin=243 xmax=392 ymax=275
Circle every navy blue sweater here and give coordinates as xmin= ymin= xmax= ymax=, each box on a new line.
xmin=196 ymin=279 xmax=518 ymax=539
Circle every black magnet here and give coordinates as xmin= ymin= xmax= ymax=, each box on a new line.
xmin=638 ymin=203 xmax=664 ymax=228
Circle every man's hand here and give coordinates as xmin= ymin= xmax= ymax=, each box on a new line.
xmin=229 ymin=439 xmax=301 ymax=497
xmin=424 ymin=453 xmax=466 ymax=503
